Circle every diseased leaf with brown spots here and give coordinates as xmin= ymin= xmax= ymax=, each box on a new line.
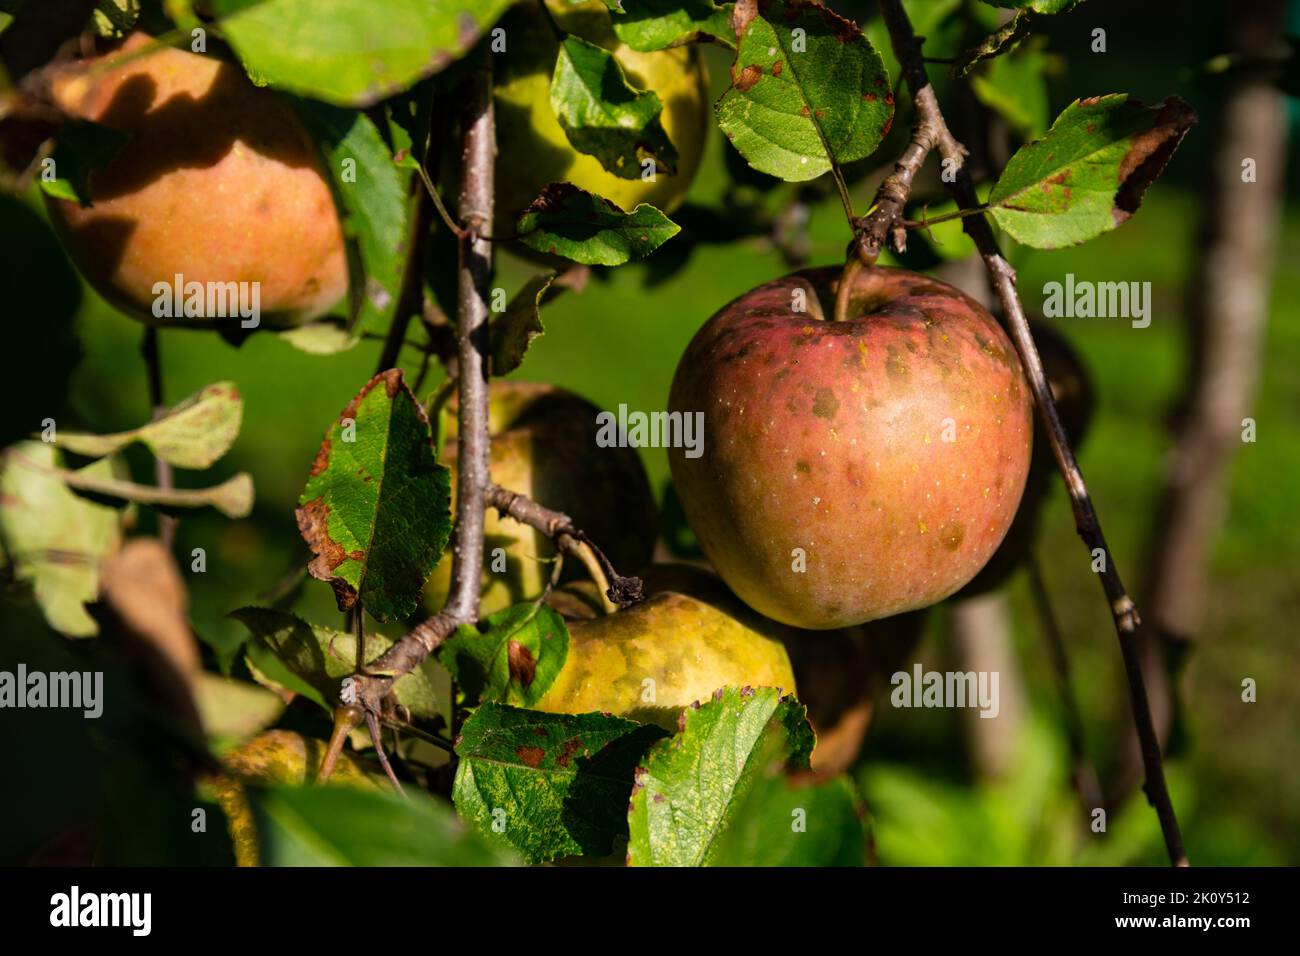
xmin=296 ymin=369 xmax=451 ymax=621
xmin=452 ymin=703 xmax=666 ymax=864
xmin=439 ymin=602 xmax=570 ymax=708
xmin=716 ymin=0 xmax=894 ymax=181
xmin=987 ymin=94 xmax=1195 ymax=248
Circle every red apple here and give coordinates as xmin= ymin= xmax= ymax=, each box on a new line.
xmin=667 ymin=265 xmax=1033 ymax=629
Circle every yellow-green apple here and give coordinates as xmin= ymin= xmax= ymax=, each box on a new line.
xmin=667 ymin=265 xmax=1033 ymax=629
xmin=535 ymin=564 xmax=796 ymax=729
xmin=490 ymin=0 xmax=708 ymax=237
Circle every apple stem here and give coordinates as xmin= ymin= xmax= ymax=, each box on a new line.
xmin=833 ymin=255 xmax=863 ymax=323
xmin=876 ymin=0 xmax=1188 ymax=867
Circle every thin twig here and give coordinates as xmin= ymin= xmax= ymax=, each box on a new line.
xmin=141 ymin=327 xmax=176 ymax=549
xmin=374 ymin=186 xmax=432 ymax=374
xmin=352 ymin=605 xmax=365 ymax=674
xmin=1026 ymin=554 xmax=1106 ymax=816
xmin=875 ymin=0 xmax=1187 ymax=867
xmin=364 ymin=709 xmax=405 ymax=794
xmin=485 ymin=483 xmax=644 ymax=609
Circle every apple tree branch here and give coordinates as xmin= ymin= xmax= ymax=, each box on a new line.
xmin=867 ymin=0 xmax=1188 ymax=867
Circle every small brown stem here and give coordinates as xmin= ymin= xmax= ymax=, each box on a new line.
xmin=833 ymin=254 xmax=864 ymax=324
xmin=374 ymin=185 xmax=432 ymax=375
xmin=318 ymin=704 xmax=363 ymax=783
xmin=902 ymin=204 xmax=989 ymax=229
xmin=485 ymin=483 xmax=643 ymax=609
xmin=352 ymin=605 xmax=365 ymax=673
xmin=877 ymin=0 xmax=1187 ymax=867
xmin=364 ymin=709 xmax=405 ymax=795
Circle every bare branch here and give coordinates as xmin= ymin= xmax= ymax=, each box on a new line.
xmin=875 ymin=0 xmax=1187 ymax=866
xmin=343 ymin=53 xmax=496 ymax=721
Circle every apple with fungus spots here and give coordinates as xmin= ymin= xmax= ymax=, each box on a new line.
xmin=667 ymin=265 xmax=1034 ymax=630
xmin=44 ymin=32 xmax=347 ymax=329
xmin=957 ymin=319 xmax=1095 ymax=597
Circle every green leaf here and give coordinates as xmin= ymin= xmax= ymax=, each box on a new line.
xmin=516 ymin=183 xmax=679 ymax=265
xmin=987 ymin=94 xmax=1195 ymax=249
xmin=276 ymin=321 xmax=361 ymax=355
xmin=969 ymin=40 xmax=1051 ymax=137
xmin=716 ymin=0 xmax=893 ymax=182
xmin=54 ymin=382 xmax=242 ymax=469
xmin=0 ymin=442 xmax=123 ymax=637
xmin=251 ymin=784 xmax=517 ymax=866
xmin=228 ymin=606 xmax=442 ymax=717
xmin=453 ymin=704 xmax=667 ymax=863
xmin=93 ymin=0 xmax=141 ymax=38
xmin=296 ymin=369 xmax=451 ymax=621
xmin=291 ymin=102 xmax=412 ymax=339
xmin=38 ymin=119 xmax=129 ymax=207
xmin=490 ymin=272 xmax=555 ymax=375
xmin=439 ymin=602 xmax=570 ymax=707
xmin=708 ymin=769 xmax=868 ymax=865
xmin=982 ymin=0 xmax=1082 ymax=13
xmin=212 ymin=0 xmax=513 ymax=107
xmin=626 ymin=686 xmax=814 ymax=866
xmin=611 ymin=0 xmax=736 ymax=52
xmin=551 ymin=35 xmax=679 ymax=180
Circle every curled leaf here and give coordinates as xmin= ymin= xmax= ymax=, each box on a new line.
xmin=987 ymin=94 xmax=1196 ymax=248
xmin=55 ymin=382 xmax=243 ymax=469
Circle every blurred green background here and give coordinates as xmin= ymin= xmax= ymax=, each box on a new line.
xmin=3 ymin=0 xmax=1297 ymax=865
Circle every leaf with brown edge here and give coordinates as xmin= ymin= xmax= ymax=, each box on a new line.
xmin=987 ymin=94 xmax=1196 ymax=248
xmin=296 ymin=369 xmax=451 ymax=621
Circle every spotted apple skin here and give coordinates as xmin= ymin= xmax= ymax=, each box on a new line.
xmin=668 ymin=266 xmax=1033 ymax=629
